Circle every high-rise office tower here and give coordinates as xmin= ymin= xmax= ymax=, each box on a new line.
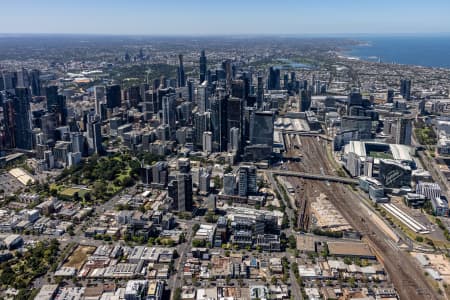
xmin=210 ymin=96 xmax=228 ymax=152
xmin=2 ymin=71 xmax=16 ymax=91
xmin=41 ymin=113 xmax=57 ymax=144
xmin=2 ymin=93 xmax=15 ymax=148
xmin=227 ymin=97 xmax=243 ymax=132
xmin=177 ymin=102 xmax=192 ymax=126
xmin=223 ymin=173 xmax=236 ymax=195
xmin=300 ymin=89 xmax=311 ymax=112
xmin=106 ymin=84 xmax=121 ymax=109
xmin=396 ymin=117 xmax=412 ymax=145
xmin=400 ymin=79 xmax=412 ymax=100
xmin=156 ymin=87 xmax=173 ymax=114
xmin=29 ymin=69 xmax=41 ymax=96
xmin=71 ymin=132 xmax=86 ymax=156
xmin=227 ymin=97 xmax=243 ymax=150
xmin=268 ymin=67 xmax=281 ymax=90
xmin=222 ymin=60 xmax=232 ymax=87
xmin=169 ymin=173 xmax=193 ymax=211
xmin=197 ymin=82 xmax=209 ymax=113
xmin=250 ymin=111 xmax=274 ymax=146
xmin=91 ymin=120 xmax=103 ymax=155
xmin=387 ymin=89 xmax=394 ymax=103
xmin=257 ymin=75 xmax=264 ymax=108
xmin=177 ymin=54 xmax=186 ymax=87
xmin=283 ymin=73 xmax=289 ymax=90
xmin=187 ymin=79 xmax=195 ymax=102
xmin=199 ymin=50 xmax=207 ymax=83
xmin=290 ymin=72 xmax=296 ymax=84
xmin=127 ymin=85 xmax=142 ymax=108
xmin=229 ymin=127 xmax=240 ymax=152
xmin=9 ymin=88 xmax=33 ymax=150
xmin=193 ymin=112 xmax=211 ymax=149
xmin=45 ymin=85 xmax=67 ymax=126
xmin=203 ymin=131 xmax=213 ymax=153
xmin=161 ymin=93 xmax=177 ymax=133
xmin=94 ymin=86 xmax=105 ymax=116
xmin=238 ymin=165 xmax=257 ymax=197
xmin=231 ymin=80 xmax=245 ymax=99
xmin=16 ymin=68 xmax=30 ymax=89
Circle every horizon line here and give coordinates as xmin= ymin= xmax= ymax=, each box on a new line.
xmin=0 ymin=32 xmax=450 ymax=38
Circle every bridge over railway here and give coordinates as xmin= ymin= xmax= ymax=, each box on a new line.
xmin=276 ymin=129 xmax=333 ymax=141
xmin=267 ymin=169 xmax=359 ymax=185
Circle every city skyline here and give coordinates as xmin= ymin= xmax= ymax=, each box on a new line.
xmin=1 ymin=0 xmax=450 ymax=35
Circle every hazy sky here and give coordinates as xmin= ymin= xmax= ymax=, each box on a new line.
xmin=2 ymin=0 xmax=450 ymax=35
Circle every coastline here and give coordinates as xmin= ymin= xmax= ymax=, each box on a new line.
xmin=338 ymin=36 xmax=450 ymax=69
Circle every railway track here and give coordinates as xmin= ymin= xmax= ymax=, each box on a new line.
xmin=287 ymin=136 xmax=441 ymax=300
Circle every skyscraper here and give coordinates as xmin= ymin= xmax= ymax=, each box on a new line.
xmin=197 ymin=82 xmax=210 ymax=113
xmin=45 ymin=85 xmax=67 ymax=126
xmin=396 ymin=117 xmax=412 ymax=145
xmin=106 ymin=84 xmax=121 ymax=109
xmin=222 ymin=60 xmax=232 ymax=87
xmin=250 ymin=111 xmax=274 ymax=146
xmin=169 ymin=173 xmax=193 ymax=211
xmin=177 ymin=54 xmax=186 ymax=87
xmin=187 ymin=79 xmax=195 ymax=102
xmin=30 ymin=69 xmax=41 ymax=96
xmin=2 ymin=71 xmax=17 ymax=91
xmin=10 ymin=88 xmax=33 ymax=150
xmin=193 ymin=112 xmax=211 ymax=149
xmin=387 ymin=89 xmax=394 ymax=103
xmin=16 ymin=68 xmax=30 ymax=89
xmin=238 ymin=165 xmax=257 ymax=197
xmin=127 ymin=85 xmax=142 ymax=108
xmin=210 ymin=96 xmax=228 ymax=152
xmin=400 ymin=79 xmax=412 ymax=100
xmin=229 ymin=127 xmax=240 ymax=152
xmin=223 ymin=173 xmax=236 ymax=195
xmin=231 ymin=80 xmax=245 ymax=99
xmin=91 ymin=120 xmax=103 ymax=155
xmin=257 ymin=75 xmax=264 ymax=108
xmin=300 ymin=89 xmax=311 ymax=112
xmin=268 ymin=67 xmax=281 ymax=90
xmin=199 ymin=50 xmax=207 ymax=83
xmin=94 ymin=85 xmax=105 ymax=116
xmin=161 ymin=93 xmax=177 ymax=133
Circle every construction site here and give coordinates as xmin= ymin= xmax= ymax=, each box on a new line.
xmin=278 ymin=133 xmax=442 ymax=300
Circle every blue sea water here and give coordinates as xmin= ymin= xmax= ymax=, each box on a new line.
xmin=346 ymin=36 xmax=450 ymax=69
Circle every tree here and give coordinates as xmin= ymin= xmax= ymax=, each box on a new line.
xmin=84 ymin=192 xmax=92 ymax=202
xmin=288 ymin=235 xmax=296 ymax=249
xmin=271 ymin=276 xmax=278 ymax=285
xmin=224 ymin=165 xmax=233 ymax=174
xmin=192 ymin=239 xmax=206 ymax=247
xmin=192 ymin=223 xmax=200 ymax=233
xmin=173 ymin=287 xmax=182 ymax=300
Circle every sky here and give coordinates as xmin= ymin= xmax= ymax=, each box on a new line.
xmin=1 ymin=0 xmax=450 ymax=36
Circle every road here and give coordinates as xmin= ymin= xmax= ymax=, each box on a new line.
xmin=170 ymin=219 xmax=196 ymax=300
xmin=267 ymin=169 xmax=358 ymax=184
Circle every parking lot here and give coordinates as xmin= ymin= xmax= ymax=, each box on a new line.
xmin=0 ymin=172 xmax=23 ymax=195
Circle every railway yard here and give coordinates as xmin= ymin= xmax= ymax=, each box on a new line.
xmin=279 ymin=134 xmax=442 ymax=300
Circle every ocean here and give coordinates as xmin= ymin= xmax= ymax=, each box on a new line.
xmin=345 ymin=36 xmax=450 ymax=69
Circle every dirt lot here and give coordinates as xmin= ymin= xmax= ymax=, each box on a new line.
xmin=63 ymin=245 xmax=96 ymax=270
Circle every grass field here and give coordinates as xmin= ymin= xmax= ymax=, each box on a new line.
xmin=59 ymin=187 xmax=90 ymax=198
xmin=63 ymin=245 xmax=96 ymax=270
